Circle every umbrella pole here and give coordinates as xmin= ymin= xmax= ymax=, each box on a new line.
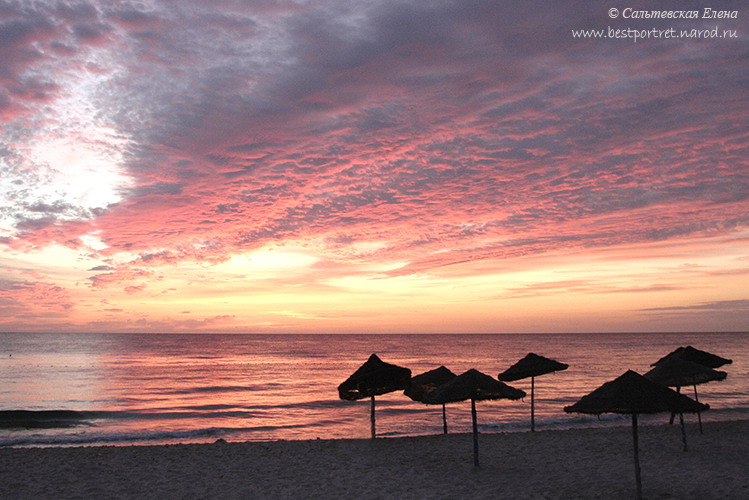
xmin=442 ymin=403 xmax=448 ymax=434
xmin=370 ymin=395 xmax=376 ymax=440
xmin=679 ymin=412 xmax=688 ymax=452
xmin=471 ymin=398 xmax=479 ymax=467
xmin=632 ymin=413 xmax=643 ymax=500
xmin=670 ymin=386 xmax=681 ymax=425
xmin=531 ymin=376 xmax=535 ymax=432
xmin=693 ymin=384 xmax=703 ymax=434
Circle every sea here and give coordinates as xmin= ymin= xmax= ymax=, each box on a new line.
xmin=1 ymin=332 xmax=747 ymax=447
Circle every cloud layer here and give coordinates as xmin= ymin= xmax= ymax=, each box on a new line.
xmin=1 ymin=0 xmax=748 ymax=332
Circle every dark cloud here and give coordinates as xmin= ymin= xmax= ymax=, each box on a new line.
xmin=26 ymin=201 xmax=74 ymax=214
xmin=110 ymin=9 xmax=156 ymax=27
xmin=642 ymin=300 xmax=749 ymax=312
xmin=14 ymin=216 xmax=58 ymax=232
xmin=1 ymin=0 xmax=748 ymax=277
xmin=53 ymin=2 xmax=99 ymax=23
xmin=128 ymin=182 xmax=185 ymax=198
xmin=0 ymin=17 xmax=52 ymax=49
xmin=71 ymin=22 xmax=109 ymax=42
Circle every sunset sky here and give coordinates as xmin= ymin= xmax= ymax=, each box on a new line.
xmin=1 ymin=0 xmax=747 ymax=334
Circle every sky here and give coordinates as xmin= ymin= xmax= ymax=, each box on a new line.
xmin=1 ymin=0 xmax=748 ymax=334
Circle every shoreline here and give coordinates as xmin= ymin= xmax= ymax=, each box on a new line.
xmin=1 ymin=419 xmax=747 ymax=499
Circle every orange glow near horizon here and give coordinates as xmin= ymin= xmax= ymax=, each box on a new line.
xmin=2 ymin=230 xmax=747 ymax=334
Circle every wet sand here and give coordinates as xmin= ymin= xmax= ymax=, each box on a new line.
xmin=1 ymin=419 xmax=747 ymax=499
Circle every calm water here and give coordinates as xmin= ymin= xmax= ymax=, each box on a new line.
xmin=0 ymin=332 xmax=747 ymax=447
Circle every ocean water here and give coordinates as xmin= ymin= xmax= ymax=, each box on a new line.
xmin=0 ymin=332 xmax=747 ymax=447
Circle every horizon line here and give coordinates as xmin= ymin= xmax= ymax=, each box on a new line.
xmin=1 ymin=330 xmax=747 ymax=336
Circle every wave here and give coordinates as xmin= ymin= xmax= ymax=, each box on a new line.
xmin=0 ymin=410 xmax=92 ymax=429
xmin=0 ymin=408 xmax=260 ymax=428
xmin=161 ymin=384 xmax=284 ymax=395
xmin=0 ymin=421 xmax=329 ymax=448
xmin=0 ymin=427 xmax=224 ymax=447
xmin=482 ymin=413 xmax=629 ymax=432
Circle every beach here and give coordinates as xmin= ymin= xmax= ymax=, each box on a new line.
xmin=1 ymin=419 xmax=747 ymax=499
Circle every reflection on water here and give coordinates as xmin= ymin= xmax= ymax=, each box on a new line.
xmin=1 ymin=334 xmax=108 ymax=409
xmin=0 ymin=332 xmax=747 ymax=446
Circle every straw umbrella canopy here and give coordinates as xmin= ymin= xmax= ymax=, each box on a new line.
xmin=645 ymin=356 xmax=727 ymax=439
xmin=564 ymin=370 xmax=709 ymax=500
xmin=404 ymin=366 xmax=457 ymax=434
xmin=338 ymin=353 xmax=411 ymax=439
xmin=498 ymin=353 xmax=568 ymax=431
xmin=651 ymin=345 xmax=732 ymax=369
xmin=427 ymin=369 xmax=526 ymax=467
xmin=646 ymin=357 xmax=728 ymax=387
xmin=651 ymin=346 xmax=731 ymax=433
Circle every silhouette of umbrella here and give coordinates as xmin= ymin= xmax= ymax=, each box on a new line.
xmin=338 ymin=353 xmax=411 ymax=439
xmin=564 ymin=370 xmax=709 ymax=500
xmin=651 ymin=345 xmax=732 ymax=369
xmin=498 ymin=353 xmax=568 ymax=431
xmin=645 ymin=357 xmax=727 ymax=442
xmin=651 ymin=346 xmax=731 ymax=433
xmin=404 ymin=366 xmax=457 ymax=434
xmin=427 ymin=369 xmax=526 ymax=467
xmin=646 ymin=357 xmax=728 ymax=387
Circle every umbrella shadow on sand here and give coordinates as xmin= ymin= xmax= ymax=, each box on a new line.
xmin=338 ymin=353 xmax=411 ymax=439
xmin=564 ymin=370 xmax=708 ymax=500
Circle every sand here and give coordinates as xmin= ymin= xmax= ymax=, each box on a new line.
xmin=1 ymin=420 xmax=747 ymax=499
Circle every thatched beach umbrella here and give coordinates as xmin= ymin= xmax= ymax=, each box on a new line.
xmin=338 ymin=353 xmax=411 ymax=439
xmin=651 ymin=345 xmax=732 ymax=369
xmin=427 ymin=369 xmax=526 ymax=467
xmin=651 ymin=346 xmax=731 ymax=433
xmin=404 ymin=366 xmax=457 ymax=434
xmin=498 ymin=353 xmax=568 ymax=431
xmin=645 ymin=356 xmax=727 ymax=440
xmin=646 ymin=357 xmax=728 ymax=388
xmin=564 ymin=370 xmax=709 ymax=500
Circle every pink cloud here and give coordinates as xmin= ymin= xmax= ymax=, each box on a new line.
xmin=0 ymin=280 xmax=74 ymax=328
xmin=1 ymin=0 xmax=747 ymax=332
xmin=124 ymin=284 xmax=147 ymax=294
xmin=89 ymin=268 xmax=153 ymax=289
